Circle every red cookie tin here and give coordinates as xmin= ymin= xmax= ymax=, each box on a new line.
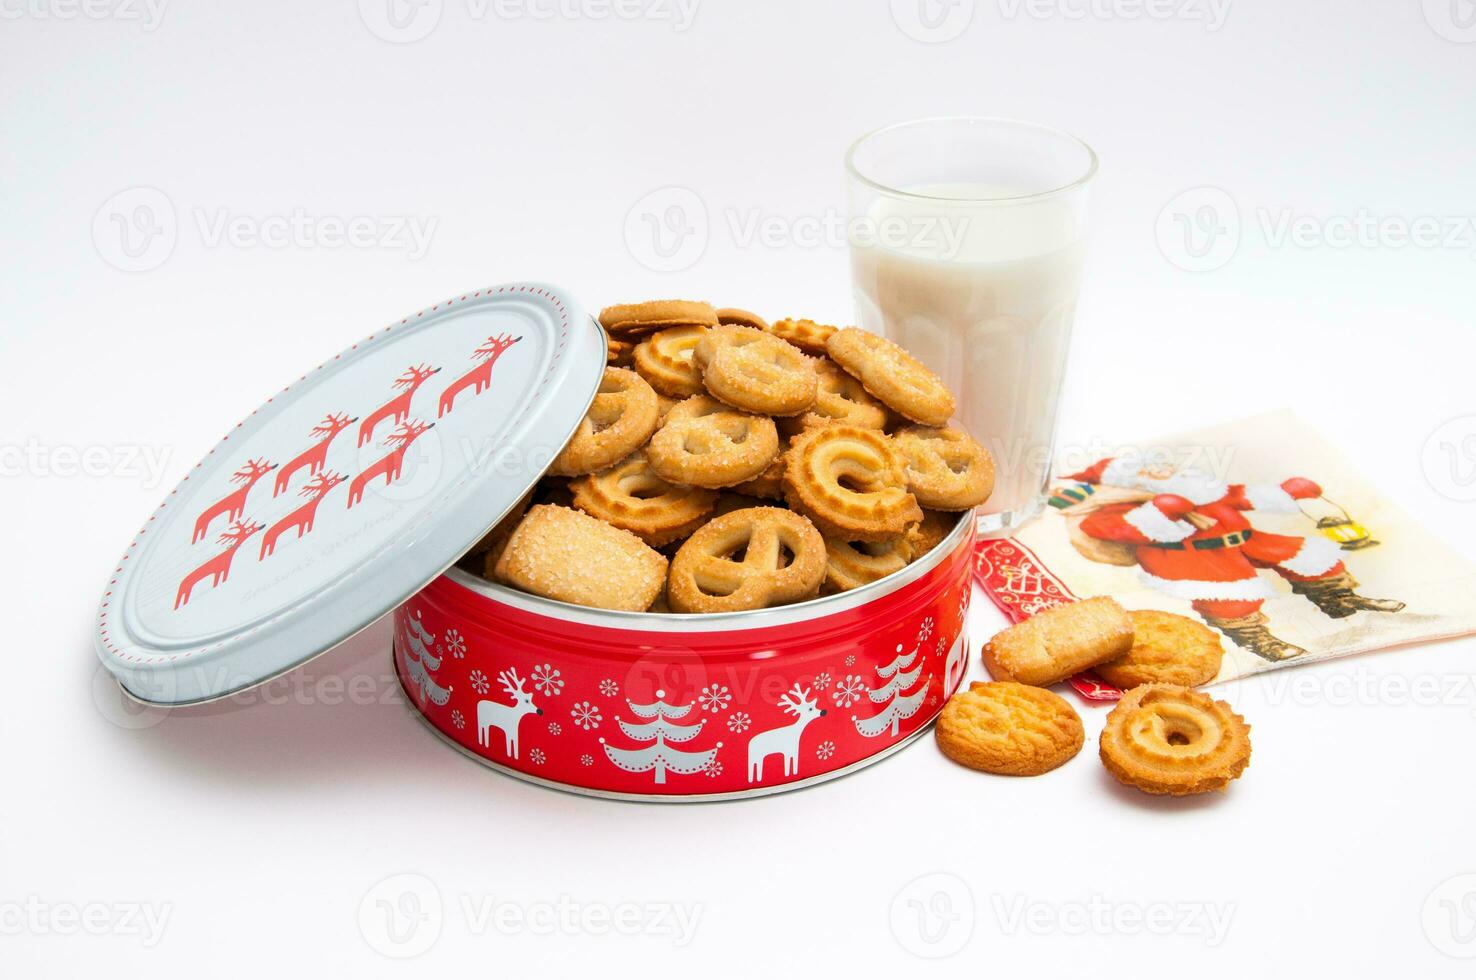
xmin=394 ymin=516 xmax=974 ymax=801
xmin=94 ymin=281 xmax=974 ymax=802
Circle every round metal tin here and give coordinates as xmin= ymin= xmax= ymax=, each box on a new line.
xmin=94 ymin=283 xmax=605 ymax=705
xmin=393 ymin=513 xmax=976 ymax=801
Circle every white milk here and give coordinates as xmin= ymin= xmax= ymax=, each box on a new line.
xmin=849 ymin=182 xmax=1086 ymax=531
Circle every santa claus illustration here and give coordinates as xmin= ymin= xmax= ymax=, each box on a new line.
xmin=1050 ymin=455 xmax=1404 ymax=661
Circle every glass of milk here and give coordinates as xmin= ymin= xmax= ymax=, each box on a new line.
xmin=846 ymin=117 xmax=1096 ymax=537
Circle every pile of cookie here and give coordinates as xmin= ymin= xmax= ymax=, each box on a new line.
xmin=937 ymin=597 xmax=1253 ymax=796
xmin=464 ymin=300 xmax=995 ymax=614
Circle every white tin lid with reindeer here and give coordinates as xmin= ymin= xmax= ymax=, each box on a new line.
xmin=94 ymin=283 xmax=606 ymax=705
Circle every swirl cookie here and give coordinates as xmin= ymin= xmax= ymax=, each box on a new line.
xmin=667 ymin=507 xmax=826 ymax=613
xmin=569 ymin=450 xmax=719 ymax=548
xmin=1099 ymin=684 xmax=1252 ymax=795
xmin=600 ymin=299 xmax=719 ymax=338
xmin=549 ymin=367 xmax=660 ymax=476
xmin=607 ymin=337 xmax=635 ymax=367
xmin=826 ymin=327 xmax=955 ymax=426
xmin=936 ymin=682 xmax=1085 ymax=776
xmin=891 ymin=426 xmax=995 ymax=511
xmin=647 ymin=395 xmax=780 ymax=489
xmin=782 ymin=358 xmax=889 ymax=434
xmin=782 ymin=425 xmax=921 ymax=541
xmin=982 ymin=596 xmax=1134 ymax=687
xmin=695 ymin=325 xmax=818 ymax=417
xmin=767 ymin=317 xmax=836 ymax=356
xmin=633 ymin=324 xmax=709 ymax=398
xmin=821 ymin=534 xmax=912 ymax=594
xmin=494 ymin=505 xmax=668 ymax=612
xmin=1095 ymin=610 xmax=1225 ymax=690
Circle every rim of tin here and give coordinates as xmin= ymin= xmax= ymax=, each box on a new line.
xmin=443 ymin=507 xmax=975 ymax=632
xmin=401 ymin=676 xmax=940 ymax=804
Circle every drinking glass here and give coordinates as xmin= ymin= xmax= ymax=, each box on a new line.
xmin=846 ymin=117 xmax=1096 ymax=537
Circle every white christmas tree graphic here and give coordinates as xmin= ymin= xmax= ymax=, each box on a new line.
xmin=600 ymin=690 xmax=722 ymax=784
xmin=851 ymin=633 xmax=931 ymax=739
xmin=400 ymin=611 xmax=452 ymax=707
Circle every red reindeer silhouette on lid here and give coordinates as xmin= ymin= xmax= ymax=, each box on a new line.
xmin=175 ymin=519 xmax=264 ymax=609
xmin=274 ymin=412 xmax=356 ymax=496
xmin=438 ymin=334 xmax=521 ymax=417
xmin=347 ymin=419 xmax=435 ymax=508
xmin=359 ymin=364 xmax=440 ymax=447
xmin=259 ymin=471 xmax=345 ymax=559
xmin=192 ymin=458 xmax=276 ymax=544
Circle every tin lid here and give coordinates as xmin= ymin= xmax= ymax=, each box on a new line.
xmin=94 ymin=283 xmax=605 ymax=705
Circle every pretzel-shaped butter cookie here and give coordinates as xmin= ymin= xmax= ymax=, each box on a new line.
xmin=549 ymin=367 xmax=660 ymax=476
xmin=825 ymin=327 xmax=955 ymax=426
xmin=782 ymin=358 xmax=889 ymax=434
xmin=667 ymin=507 xmax=826 ymax=613
xmin=695 ymin=325 xmax=818 ymax=417
xmin=569 ymin=450 xmax=718 ymax=548
xmin=646 ymin=395 xmax=780 ymax=489
xmin=891 ymin=425 xmax=996 ymax=510
xmin=1099 ymin=684 xmax=1252 ymax=795
xmin=782 ymin=425 xmax=921 ymax=541
xmin=633 ymin=324 xmax=709 ymax=398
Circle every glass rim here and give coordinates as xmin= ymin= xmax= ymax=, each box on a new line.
xmin=845 ymin=115 xmax=1099 ymax=206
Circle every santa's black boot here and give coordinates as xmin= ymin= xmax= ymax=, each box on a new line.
xmin=1204 ymin=612 xmax=1306 ymax=662
xmin=1290 ymin=572 xmax=1406 ymax=619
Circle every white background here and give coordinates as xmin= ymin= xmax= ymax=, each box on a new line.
xmin=3 ymin=1 xmax=1475 ymax=975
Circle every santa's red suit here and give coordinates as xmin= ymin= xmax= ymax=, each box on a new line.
xmin=1068 ymin=456 xmax=1344 ymax=618
xmin=1056 ymin=456 xmax=1402 ymax=661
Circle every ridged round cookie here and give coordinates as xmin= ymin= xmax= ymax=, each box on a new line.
xmin=936 ymin=681 xmax=1085 ymax=776
xmin=1099 ymin=684 xmax=1251 ymax=795
xmin=891 ymin=425 xmax=995 ymax=510
xmin=782 ymin=425 xmax=921 ymax=541
xmin=633 ymin=324 xmax=709 ymax=398
xmin=1095 ymin=610 xmax=1225 ymax=689
xmin=905 ymin=510 xmax=953 ymax=560
xmin=569 ymin=450 xmax=718 ymax=547
xmin=821 ymin=534 xmax=911 ymax=594
xmin=826 ymin=327 xmax=956 ymax=426
xmin=768 ymin=317 xmax=836 ymax=356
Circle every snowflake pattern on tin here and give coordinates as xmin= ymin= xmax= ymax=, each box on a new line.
xmin=704 ymin=759 xmax=723 ymax=778
xmin=531 ymin=663 xmax=564 ymax=697
xmin=469 ymin=670 xmax=490 ymax=695
xmin=726 ymin=711 xmax=751 ymax=734
xmin=918 ymin=616 xmax=934 ymax=643
xmin=844 ymin=654 xmax=856 ymax=667
xmin=832 ymin=674 xmax=867 ymax=708
xmin=548 ymin=721 xmax=562 ymax=736
xmin=579 ymin=754 xmax=593 ymax=767
xmin=697 ymin=684 xmax=732 ymax=714
xmin=598 ymin=678 xmax=619 ymax=698
xmin=570 ymin=700 xmax=602 ymax=731
xmin=529 ymin=748 xmax=546 ymax=765
xmin=813 ymin=671 xmax=832 ymax=691
xmin=816 ymin=740 xmax=835 ymax=761
xmin=451 ymin=709 xmax=465 ymax=730
xmin=444 ymin=628 xmax=466 ymax=659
